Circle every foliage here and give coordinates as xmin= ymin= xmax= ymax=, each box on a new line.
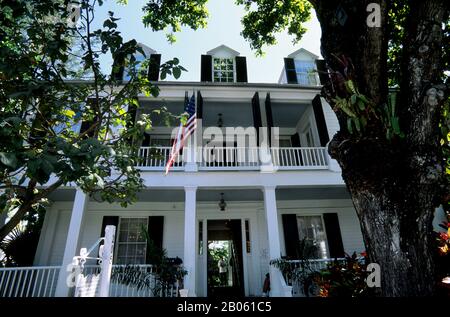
xmin=207 ymin=242 xmax=229 ymax=287
xmin=436 ymin=211 xmax=450 ymax=256
xmin=235 ymin=0 xmax=312 ymax=56
xmin=0 ymin=0 xmax=185 ymax=241
xmin=141 ymin=0 xmax=209 ymax=44
xmin=326 ymin=55 xmax=403 ymax=140
xmin=314 ymin=252 xmax=370 ymax=297
xmin=139 ymin=0 xmax=311 ymax=55
xmin=111 ymin=226 xmax=186 ymax=297
xmin=0 ymin=206 xmax=46 ymax=267
xmin=270 ymin=239 xmax=321 ymax=297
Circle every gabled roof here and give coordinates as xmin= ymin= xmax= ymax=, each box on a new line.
xmin=207 ymin=45 xmax=240 ymax=56
xmin=287 ymin=48 xmax=319 ymax=59
xmin=137 ymin=43 xmax=157 ymax=57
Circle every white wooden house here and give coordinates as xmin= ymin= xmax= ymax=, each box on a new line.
xmin=0 ymin=44 xmax=366 ymax=298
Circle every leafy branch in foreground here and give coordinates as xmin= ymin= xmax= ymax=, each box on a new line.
xmin=0 ymin=0 xmax=186 ymax=242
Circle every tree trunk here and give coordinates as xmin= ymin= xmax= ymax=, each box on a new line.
xmin=312 ymin=0 xmax=448 ymax=296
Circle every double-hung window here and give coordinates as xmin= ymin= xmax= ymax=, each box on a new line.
xmin=294 ymin=61 xmax=318 ymax=86
xmin=213 ymin=58 xmax=234 ymax=82
xmin=296 ymin=216 xmax=328 ymax=259
xmin=116 ymin=217 xmax=148 ymax=264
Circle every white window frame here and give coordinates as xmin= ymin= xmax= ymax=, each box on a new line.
xmin=212 ymin=57 xmax=235 ymax=83
xmin=114 ymin=217 xmax=149 ymax=265
xmin=295 ymin=214 xmax=330 ymax=259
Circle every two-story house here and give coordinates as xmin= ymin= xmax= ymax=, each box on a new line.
xmin=1 ymin=44 xmax=366 ymax=298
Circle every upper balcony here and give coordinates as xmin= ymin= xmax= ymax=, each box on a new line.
xmin=134 ymin=86 xmax=337 ymax=173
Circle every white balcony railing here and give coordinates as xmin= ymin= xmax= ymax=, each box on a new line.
xmin=137 ymin=146 xmax=184 ymax=170
xmin=0 ymin=265 xmax=179 ymax=297
xmin=271 ymin=147 xmax=328 ymax=169
xmin=136 ymin=146 xmax=329 ymax=171
xmin=199 ymin=147 xmax=260 ymax=170
xmin=0 ymin=266 xmax=60 ymax=297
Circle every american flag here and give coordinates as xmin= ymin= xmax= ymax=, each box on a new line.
xmin=165 ymin=93 xmax=197 ymax=175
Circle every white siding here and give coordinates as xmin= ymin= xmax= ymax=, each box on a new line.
xmin=321 ymin=97 xmax=340 ymax=141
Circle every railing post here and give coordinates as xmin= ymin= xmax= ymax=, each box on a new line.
xmin=259 ymin=127 xmax=275 ymax=173
xmin=98 ymin=225 xmax=115 ymax=297
xmin=184 ymin=137 xmax=198 ymax=172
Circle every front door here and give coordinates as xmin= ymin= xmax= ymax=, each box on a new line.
xmin=206 ymin=220 xmax=244 ymax=298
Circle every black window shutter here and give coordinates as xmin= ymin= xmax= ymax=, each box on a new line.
xmin=312 ymin=94 xmax=330 ymax=146
xmin=282 ymin=214 xmax=300 ymax=258
xmin=100 ymin=216 xmax=119 ymax=245
xmin=252 ymin=92 xmax=262 ymax=144
xmin=284 ymin=58 xmax=298 ymax=84
xmin=197 ymin=91 xmax=203 ymax=119
xmin=147 ymin=216 xmax=164 ymax=251
xmin=265 ymin=93 xmax=273 ymax=146
xmin=235 ymin=56 xmax=248 ymax=83
xmin=315 ymin=59 xmax=330 ymax=86
xmin=323 ymin=213 xmax=345 ymax=258
xmin=147 ymin=54 xmax=161 ymax=81
xmin=201 ymin=55 xmax=212 ymax=82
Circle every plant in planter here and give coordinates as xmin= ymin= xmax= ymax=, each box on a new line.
xmin=314 ymin=252 xmax=371 ymax=297
xmin=270 ymin=239 xmax=322 ymax=297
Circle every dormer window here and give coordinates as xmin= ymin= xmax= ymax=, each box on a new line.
xmin=213 ymin=57 xmax=234 ymax=82
xmin=294 ymin=60 xmax=317 ymax=85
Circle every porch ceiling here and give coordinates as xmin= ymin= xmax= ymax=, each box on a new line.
xmin=47 ymin=186 xmax=351 ymax=203
xmin=271 ymin=102 xmax=309 ymax=127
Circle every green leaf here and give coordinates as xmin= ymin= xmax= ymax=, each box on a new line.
xmin=173 ymin=67 xmax=181 ymax=79
xmin=357 ymin=99 xmax=366 ymax=111
xmin=354 ymin=117 xmax=361 ymax=132
xmin=392 ymin=117 xmax=401 ymax=134
xmin=41 ymin=159 xmax=54 ymax=175
xmin=347 ymin=118 xmax=354 ymax=134
xmin=350 ymin=94 xmax=357 ymax=105
xmin=0 ymin=152 xmax=17 ymax=168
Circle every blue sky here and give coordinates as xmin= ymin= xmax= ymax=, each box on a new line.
xmin=93 ymin=0 xmax=322 ymax=83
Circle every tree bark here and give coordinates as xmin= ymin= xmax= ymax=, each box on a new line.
xmin=312 ymin=0 xmax=448 ymax=296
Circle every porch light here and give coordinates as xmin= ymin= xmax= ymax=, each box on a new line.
xmin=218 ymin=192 xmax=227 ymax=211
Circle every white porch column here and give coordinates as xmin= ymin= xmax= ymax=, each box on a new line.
xmin=183 ymin=185 xmax=197 ymax=296
xmin=55 ymin=189 xmax=88 ymax=297
xmin=263 ymin=186 xmax=285 ymax=296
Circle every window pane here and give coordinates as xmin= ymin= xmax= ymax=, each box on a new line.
xmin=213 ymin=58 xmax=234 ymax=83
xmin=296 ymin=216 xmax=328 ymax=259
xmin=116 ymin=218 xmax=148 ymax=264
